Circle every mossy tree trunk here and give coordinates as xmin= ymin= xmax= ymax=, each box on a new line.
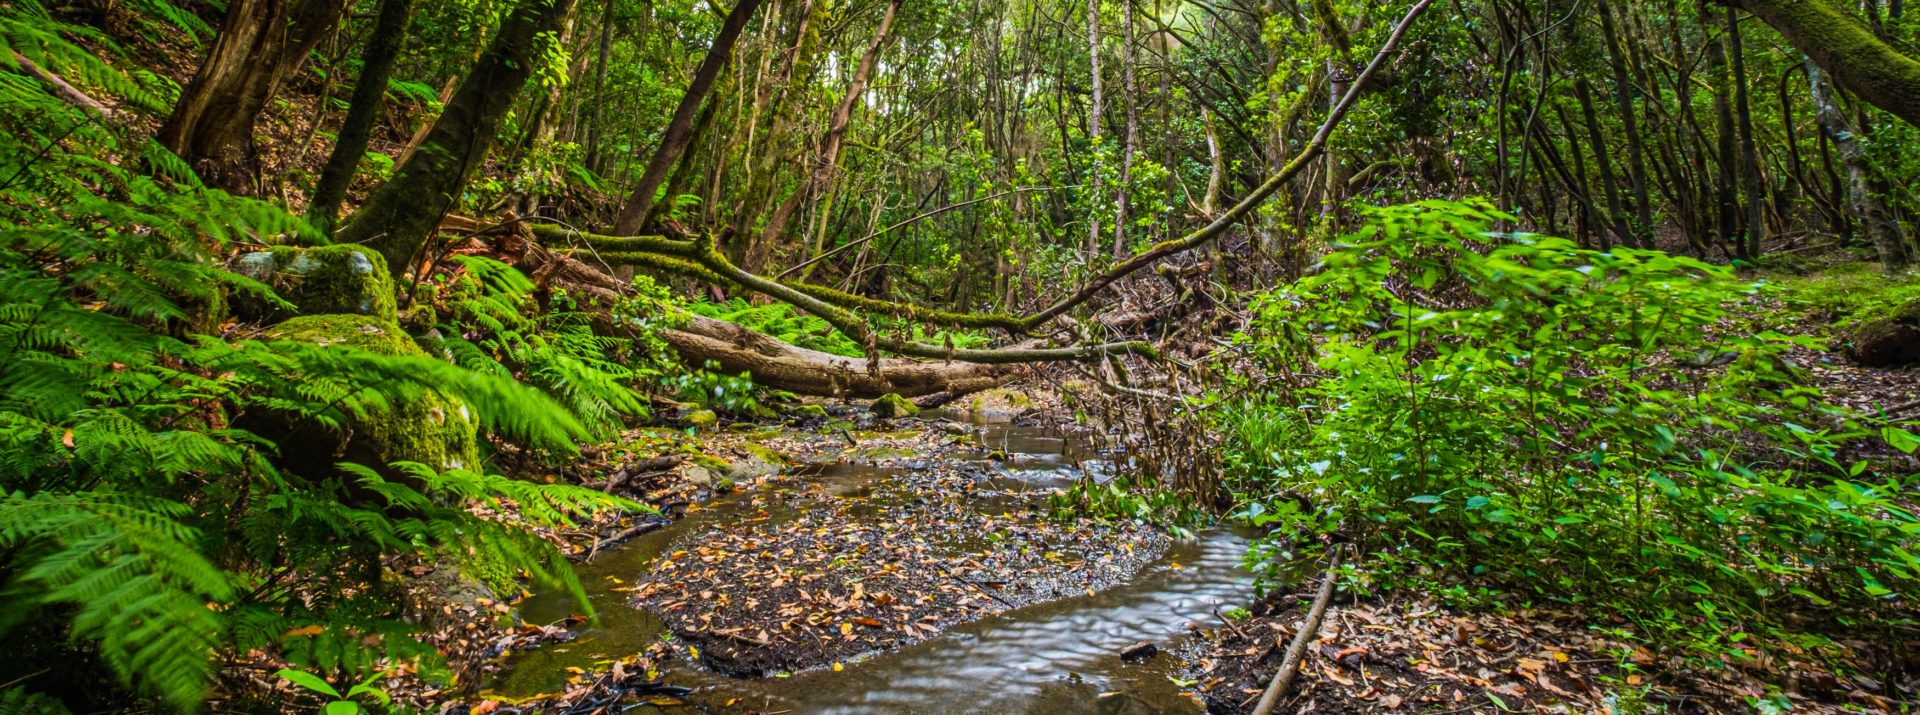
xmin=611 ymin=0 xmax=765 ymax=235
xmin=308 ymin=0 xmax=417 ymax=233
xmin=1731 ymin=0 xmax=1920 ymax=129
xmin=155 ymin=0 xmax=349 ymax=193
xmin=337 ymin=0 xmax=580 ymax=273
xmin=1806 ymin=58 xmax=1913 ymax=272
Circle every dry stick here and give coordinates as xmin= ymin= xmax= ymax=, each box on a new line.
xmin=1250 ymin=546 xmax=1343 ymax=715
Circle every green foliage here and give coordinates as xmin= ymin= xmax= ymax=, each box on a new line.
xmin=0 ymin=28 xmax=635 ymax=711
xmin=436 ymin=255 xmax=673 ymax=433
xmin=689 ymin=297 xmax=864 ymax=356
xmin=274 ymin=667 xmax=390 ymax=715
xmin=1220 ymin=200 xmax=1919 ymax=650
xmin=665 ymin=361 xmax=774 ymax=418
xmin=1773 ymin=260 xmax=1920 ymax=334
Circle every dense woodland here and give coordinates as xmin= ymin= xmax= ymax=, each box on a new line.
xmin=3 ymin=0 xmax=1920 ymax=711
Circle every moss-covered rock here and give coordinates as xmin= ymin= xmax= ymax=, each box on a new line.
xmin=233 ymin=244 xmax=398 ymax=322
xmin=789 ymin=404 xmax=829 ymax=420
xmin=869 ymin=393 xmax=919 ymax=419
xmin=968 ymin=388 xmax=1032 ymax=420
xmin=1847 ymin=298 xmax=1920 ymax=367
xmin=268 ymin=314 xmax=480 ymax=471
xmin=686 ymin=409 xmax=720 ymax=430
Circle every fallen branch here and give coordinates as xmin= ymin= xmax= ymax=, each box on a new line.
xmin=579 ymin=521 xmax=665 ymax=563
xmin=1251 ymin=546 xmax=1344 ymax=715
xmin=10 ymin=52 xmax=115 ymax=119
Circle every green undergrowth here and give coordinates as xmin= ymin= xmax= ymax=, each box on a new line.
xmin=1770 ymin=260 xmax=1920 ymax=334
xmin=0 ymin=21 xmax=647 ymax=712
xmin=1217 ymin=200 xmax=1920 ymax=661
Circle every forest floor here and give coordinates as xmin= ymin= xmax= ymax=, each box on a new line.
xmin=383 ymin=359 xmax=1917 ymax=714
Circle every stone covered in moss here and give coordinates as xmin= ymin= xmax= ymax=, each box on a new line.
xmin=233 ymin=244 xmax=398 ymax=322
xmin=1847 ymin=298 xmax=1920 ymax=367
xmin=686 ymin=409 xmax=720 ymax=430
xmin=869 ymin=393 xmax=919 ymax=419
xmin=268 ymin=314 xmax=481 ymax=471
xmin=968 ymin=388 xmax=1032 ymax=420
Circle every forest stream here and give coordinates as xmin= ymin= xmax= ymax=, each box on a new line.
xmin=492 ymin=412 xmax=1253 ymax=714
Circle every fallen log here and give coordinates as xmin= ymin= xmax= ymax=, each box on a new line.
xmin=666 ymin=313 xmax=1017 ymax=398
xmin=485 ymin=224 xmax=1022 ymax=398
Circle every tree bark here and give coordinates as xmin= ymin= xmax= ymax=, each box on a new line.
xmin=1730 ymin=0 xmax=1920 ymax=129
xmin=1595 ymin=0 xmax=1650 ymax=246
xmin=156 ymin=0 xmax=349 ymax=193
xmin=308 ymin=0 xmax=416 ymax=232
xmin=1086 ymin=0 xmax=1104 ymax=259
xmin=1727 ymin=6 xmax=1767 ymax=258
xmin=612 ymin=0 xmax=766 ymax=235
xmin=1806 ymin=59 xmax=1912 ymax=271
xmin=1574 ymin=81 xmax=1633 ymax=250
xmin=747 ymin=0 xmax=902 ymax=271
xmin=1112 ymin=0 xmax=1137 ymax=258
xmin=336 ymin=0 xmax=580 ymax=272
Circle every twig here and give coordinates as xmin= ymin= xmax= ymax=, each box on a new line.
xmin=1213 ymin=606 xmax=1251 ymax=641
xmin=956 ymin=576 xmax=1019 ymax=608
xmin=1250 ymin=546 xmax=1343 ymax=715
xmin=579 ymin=521 xmax=665 ymax=563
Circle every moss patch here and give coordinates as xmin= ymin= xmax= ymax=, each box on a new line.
xmin=869 ymin=393 xmax=919 ymax=418
xmin=268 ymin=314 xmax=480 ymax=470
xmin=234 ymin=244 xmax=399 ymax=322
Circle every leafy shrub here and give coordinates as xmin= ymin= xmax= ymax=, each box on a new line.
xmin=1221 ymin=200 xmax=1919 ymax=650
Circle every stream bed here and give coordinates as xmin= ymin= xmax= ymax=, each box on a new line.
xmin=495 ymin=413 xmax=1253 ymax=713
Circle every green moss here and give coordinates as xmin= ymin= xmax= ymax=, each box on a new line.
xmin=233 ymin=244 xmax=398 ymax=322
xmin=790 ymin=404 xmax=829 ymax=420
xmin=869 ymin=393 xmax=919 ymax=418
xmin=686 ymin=409 xmax=720 ymax=430
xmin=268 ymin=314 xmax=481 ymax=470
xmin=737 ymin=442 xmax=789 ymax=466
xmin=1775 ymin=261 xmax=1920 ymax=334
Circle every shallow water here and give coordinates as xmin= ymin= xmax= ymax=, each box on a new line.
xmin=495 ymin=412 xmax=1251 ymax=713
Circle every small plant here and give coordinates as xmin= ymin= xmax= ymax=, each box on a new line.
xmin=275 ymin=669 xmax=389 ymax=715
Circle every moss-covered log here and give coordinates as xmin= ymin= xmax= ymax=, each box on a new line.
xmin=1731 ymin=0 xmax=1920 ymax=129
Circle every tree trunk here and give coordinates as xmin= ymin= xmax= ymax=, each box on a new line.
xmin=747 ymin=0 xmax=902 ymax=271
xmin=1807 ymin=59 xmax=1912 ymax=271
xmin=612 ymin=0 xmax=766 ymax=235
xmin=336 ymin=0 xmax=580 ymax=272
xmin=1727 ymin=6 xmax=1766 ymax=258
xmin=308 ymin=0 xmax=416 ymax=232
xmin=584 ymin=0 xmax=618 ymax=175
xmin=156 ymin=0 xmax=349 ymax=193
xmin=1112 ymin=0 xmax=1137 ymax=259
xmin=1574 ymin=82 xmax=1633 ymax=250
xmin=1732 ymin=0 xmax=1920 ymax=129
xmin=1594 ymin=0 xmax=1650 ymax=246
xmin=1086 ymin=0 xmax=1104 ymax=259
